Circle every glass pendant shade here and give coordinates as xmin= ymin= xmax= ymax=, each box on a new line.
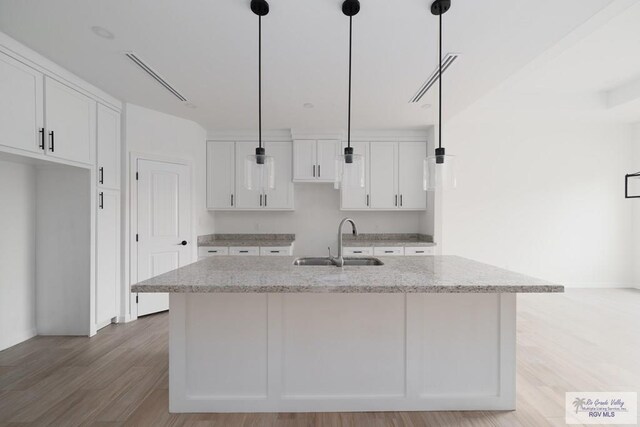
xmin=244 ymin=148 xmax=275 ymax=191
xmin=423 ymin=151 xmax=456 ymax=191
xmin=334 ymin=147 xmax=365 ymax=189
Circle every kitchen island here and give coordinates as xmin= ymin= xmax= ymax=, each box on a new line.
xmin=132 ymin=255 xmax=563 ymax=413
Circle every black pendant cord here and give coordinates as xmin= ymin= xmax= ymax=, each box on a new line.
xmin=258 ymin=15 xmax=262 ymax=150
xmin=438 ymin=12 xmax=442 ymax=151
xmin=347 ymin=15 xmax=352 ymax=149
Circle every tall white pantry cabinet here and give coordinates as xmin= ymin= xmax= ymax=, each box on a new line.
xmin=0 ymin=33 xmax=122 ymax=339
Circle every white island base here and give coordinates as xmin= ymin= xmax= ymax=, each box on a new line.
xmin=169 ymin=292 xmax=516 ymax=413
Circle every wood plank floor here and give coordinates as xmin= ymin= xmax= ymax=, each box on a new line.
xmin=1 ymin=289 xmax=638 ymax=426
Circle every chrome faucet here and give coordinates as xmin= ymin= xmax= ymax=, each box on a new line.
xmin=329 ymin=217 xmax=358 ymax=267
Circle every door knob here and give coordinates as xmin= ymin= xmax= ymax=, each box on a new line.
xmin=180 ymin=240 xmax=187 ymax=246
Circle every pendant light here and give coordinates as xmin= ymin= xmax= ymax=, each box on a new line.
xmin=334 ymin=0 xmax=365 ymax=190
xmin=424 ymin=0 xmax=456 ymax=191
xmin=244 ymin=0 xmax=275 ymax=191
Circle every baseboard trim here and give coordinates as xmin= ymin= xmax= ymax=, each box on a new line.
xmin=0 ymin=327 xmax=37 ymax=352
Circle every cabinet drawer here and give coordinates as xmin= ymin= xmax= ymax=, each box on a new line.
xmin=260 ymin=246 xmax=293 ymax=256
xmin=343 ymin=247 xmax=373 ymax=256
xmin=198 ymin=246 xmax=229 ymax=257
xmin=229 ymin=246 xmax=260 ymax=256
xmin=404 ymin=246 xmax=435 ymax=256
xmin=374 ymin=247 xmax=405 ymax=256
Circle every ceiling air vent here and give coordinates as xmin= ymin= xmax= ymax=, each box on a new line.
xmin=409 ymin=52 xmax=459 ymax=103
xmin=125 ymin=52 xmax=187 ymax=102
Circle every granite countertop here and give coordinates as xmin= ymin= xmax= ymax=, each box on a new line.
xmin=343 ymin=233 xmax=435 ymax=247
xmin=198 ymin=233 xmax=295 ymax=247
xmin=132 ymin=255 xmax=563 ymax=294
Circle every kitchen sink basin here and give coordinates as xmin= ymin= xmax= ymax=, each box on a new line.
xmin=293 ymin=257 xmax=384 ymax=266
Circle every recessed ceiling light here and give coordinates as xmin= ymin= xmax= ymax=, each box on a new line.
xmin=303 ymin=103 xmax=314 ymax=109
xmin=421 ymin=103 xmax=431 ymax=109
xmin=91 ymin=26 xmax=115 ymax=40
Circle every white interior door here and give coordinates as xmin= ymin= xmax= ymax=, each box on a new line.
xmin=136 ymin=159 xmax=191 ymax=317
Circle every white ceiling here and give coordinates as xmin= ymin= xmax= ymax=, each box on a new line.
xmin=0 ymin=0 xmax=624 ymax=132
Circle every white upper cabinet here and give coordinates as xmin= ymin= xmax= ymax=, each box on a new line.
xmin=264 ymin=141 xmax=294 ymax=209
xmin=341 ymin=141 xmax=427 ymax=211
xmin=0 ymin=52 xmax=44 ymax=154
xmin=369 ymin=142 xmax=398 ymax=209
xmin=340 ymin=141 xmax=370 ymax=210
xmin=293 ymin=139 xmax=340 ymax=183
xmin=293 ymin=140 xmax=316 ymax=181
xmin=316 ymin=140 xmax=339 ymax=182
xmin=207 ymin=141 xmax=294 ymax=210
xmin=44 ymin=77 xmax=96 ymax=165
xmin=207 ymin=141 xmax=235 ymax=209
xmin=96 ymin=104 xmax=121 ymax=190
xmin=397 ymin=142 xmax=426 ymax=209
xmin=234 ymin=142 xmax=262 ymax=209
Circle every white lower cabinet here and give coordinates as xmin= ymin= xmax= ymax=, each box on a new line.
xmin=374 ymin=247 xmax=405 ymax=256
xmin=259 ymin=246 xmax=293 ymax=256
xmin=96 ymin=189 xmax=120 ymax=328
xmin=405 ymin=246 xmax=435 ymax=256
xmin=343 ymin=247 xmax=374 ymax=256
xmin=198 ymin=246 xmax=229 ymax=257
xmin=229 ymin=246 xmax=260 ymax=256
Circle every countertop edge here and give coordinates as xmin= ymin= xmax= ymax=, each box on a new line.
xmin=131 ymin=284 xmax=564 ymax=294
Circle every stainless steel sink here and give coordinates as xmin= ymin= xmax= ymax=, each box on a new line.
xmin=293 ymin=257 xmax=384 ymax=266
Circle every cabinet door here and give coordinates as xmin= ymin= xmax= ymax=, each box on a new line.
xmin=44 ymin=77 xmax=95 ymax=164
xmin=97 ymin=104 xmax=121 ymax=190
xmin=96 ymin=189 xmax=120 ymax=327
xmin=398 ymin=142 xmax=427 ymax=209
xmin=316 ymin=140 xmax=339 ymax=182
xmin=0 ymin=52 xmax=43 ymax=154
xmin=369 ymin=142 xmax=398 ymax=209
xmin=207 ymin=141 xmax=235 ymax=209
xmin=340 ymin=141 xmax=370 ymax=210
xmin=293 ymin=140 xmax=317 ymax=181
xmin=234 ymin=142 xmax=262 ymax=209
xmin=264 ymin=141 xmax=294 ymax=209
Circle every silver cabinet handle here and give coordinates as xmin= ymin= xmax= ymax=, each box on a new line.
xmin=318 ymin=164 xmax=321 ymax=177
xmin=231 ymin=194 xmax=234 ymax=206
xmin=313 ymin=164 xmax=316 ymax=177
xmin=366 ymin=194 xmax=369 ymax=206
xmin=395 ymin=195 xmax=398 ymax=206
xmin=400 ymin=194 xmax=403 ymax=207
xmin=264 ymin=194 xmax=267 ymax=207
xmin=260 ymin=194 xmax=263 ymax=206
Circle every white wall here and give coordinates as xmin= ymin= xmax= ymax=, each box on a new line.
xmin=632 ymin=124 xmax=640 ymax=289
xmin=211 ymin=183 xmax=424 ymax=256
xmin=0 ymin=160 xmax=37 ymax=350
xmin=440 ymin=113 xmax=635 ymax=287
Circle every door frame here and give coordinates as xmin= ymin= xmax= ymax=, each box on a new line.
xmin=128 ymin=152 xmax=194 ymax=321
